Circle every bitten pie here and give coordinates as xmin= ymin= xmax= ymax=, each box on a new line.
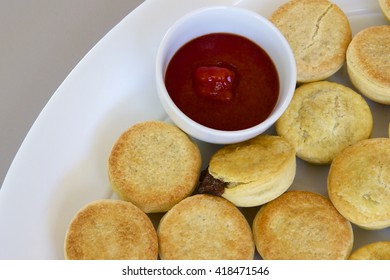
xmin=198 ymin=135 xmax=296 ymax=207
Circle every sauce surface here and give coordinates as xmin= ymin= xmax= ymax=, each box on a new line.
xmin=165 ymin=33 xmax=279 ymax=131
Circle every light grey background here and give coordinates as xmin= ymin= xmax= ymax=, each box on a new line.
xmin=0 ymin=0 xmax=145 ymax=187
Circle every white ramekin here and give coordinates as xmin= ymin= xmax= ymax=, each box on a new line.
xmin=156 ymin=6 xmax=296 ymax=144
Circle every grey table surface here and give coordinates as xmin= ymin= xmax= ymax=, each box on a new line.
xmin=0 ymin=0 xmax=145 ymax=188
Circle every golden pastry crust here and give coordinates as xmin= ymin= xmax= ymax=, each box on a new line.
xmin=157 ymin=194 xmax=255 ymax=260
xmin=64 ymin=199 xmax=158 ymax=260
xmin=108 ymin=121 xmax=201 ymax=213
xmin=346 ymin=25 xmax=390 ymax=104
xmin=270 ymin=0 xmax=352 ymax=83
xmin=275 ymin=81 xmax=372 ymax=164
xmin=379 ymin=0 xmax=390 ymax=21
xmin=208 ymin=135 xmax=296 ymax=207
xmin=349 ymin=241 xmax=390 ymax=260
xmin=328 ymin=138 xmax=390 ymax=229
xmin=252 ymin=190 xmax=353 ymax=260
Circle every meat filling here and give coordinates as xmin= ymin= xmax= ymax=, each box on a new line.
xmin=197 ymin=168 xmax=226 ymax=196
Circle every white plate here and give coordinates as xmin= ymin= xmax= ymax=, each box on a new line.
xmin=0 ymin=0 xmax=389 ymax=260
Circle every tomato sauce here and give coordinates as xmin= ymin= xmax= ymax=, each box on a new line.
xmin=165 ymin=33 xmax=279 ymax=131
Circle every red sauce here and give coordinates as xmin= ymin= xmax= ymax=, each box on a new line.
xmin=165 ymin=33 xmax=279 ymax=131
